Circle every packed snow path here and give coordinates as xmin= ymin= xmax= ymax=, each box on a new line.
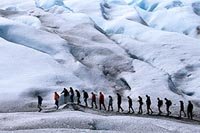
xmin=1 ymin=104 xmax=200 ymax=133
xmin=43 ymin=103 xmax=200 ymax=124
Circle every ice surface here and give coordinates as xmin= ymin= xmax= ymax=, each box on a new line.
xmin=0 ymin=0 xmax=199 ymax=103
xmin=1 ymin=111 xmax=200 ymax=133
xmin=35 ymin=0 xmax=64 ymax=10
xmin=1 ymin=0 xmax=200 ymax=132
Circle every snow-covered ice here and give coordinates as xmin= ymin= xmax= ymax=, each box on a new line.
xmin=1 ymin=111 xmax=200 ymax=133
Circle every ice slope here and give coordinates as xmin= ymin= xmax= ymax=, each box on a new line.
xmin=0 ymin=0 xmax=200 ymax=107
xmin=134 ymin=0 xmax=200 ymax=38
xmin=0 ymin=2 xmax=134 ymax=102
xmin=60 ymin=0 xmax=200 ymax=101
xmin=0 ymin=27 xmax=83 ymax=100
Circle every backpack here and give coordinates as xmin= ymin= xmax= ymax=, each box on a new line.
xmin=168 ymin=100 xmax=172 ymax=106
xmin=160 ymin=100 xmax=163 ymax=106
xmin=85 ymin=92 xmax=89 ymax=98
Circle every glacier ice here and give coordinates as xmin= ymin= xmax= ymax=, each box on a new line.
xmin=0 ymin=0 xmax=200 ymax=104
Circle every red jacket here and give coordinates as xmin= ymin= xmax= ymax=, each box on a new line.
xmin=92 ymin=94 xmax=96 ymax=101
xmin=54 ymin=93 xmax=60 ymax=101
xmin=99 ymin=93 xmax=104 ymax=103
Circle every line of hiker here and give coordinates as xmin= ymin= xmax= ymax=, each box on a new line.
xmin=37 ymin=87 xmax=194 ymax=120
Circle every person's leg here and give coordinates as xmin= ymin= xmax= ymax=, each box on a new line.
xmin=183 ymin=110 xmax=186 ymax=117
xmin=131 ymin=107 xmax=134 ymax=113
xmin=132 ymin=107 xmax=134 ymax=113
xmin=120 ymin=105 xmax=124 ymax=112
xmin=166 ymin=107 xmax=169 ymax=116
xmin=95 ymin=102 xmax=97 ymax=109
xmin=120 ymin=106 xmax=122 ymax=112
xmin=147 ymin=105 xmax=149 ymax=114
xmin=79 ymin=97 xmax=81 ymax=104
xmin=150 ymin=106 xmax=153 ymax=114
xmin=120 ymin=104 xmax=124 ymax=112
xmin=64 ymin=96 xmax=66 ymax=104
xmin=190 ymin=112 xmax=193 ymax=120
xmin=70 ymin=95 xmax=72 ymax=102
xmin=117 ymin=104 xmax=120 ymax=112
xmin=84 ymin=99 xmax=87 ymax=106
xmin=169 ymin=107 xmax=171 ymax=114
xmin=38 ymin=104 xmax=42 ymax=112
xmin=158 ymin=106 xmax=161 ymax=114
xmin=56 ymin=100 xmax=59 ymax=109
xmin=84 ymin=98 xmax=88 ymax=107
xmin=103 ymin=103 xmax=106 ymax=110
xmin=138 ymin=105 xmax=141 ymax=114
xmin=189 ymin=112 xmax=191 ymax=119
xmin=108 ymin=105 xmax=110 ymax=111
xmin=99 ymin=103 xmax=102 ymax=110
xmin=160 ymin=106 xmax=162 ymax=113
xmin=91 ymin=101 xmax=94 ymax=108
xmin=55 ymin=100 xmax=57 ymax=108
xmin=72 ymin=95 xmax=74 ymax=103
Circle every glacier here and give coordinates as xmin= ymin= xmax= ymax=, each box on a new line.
xmin=0 ymin=0 xmax=200 ymax=103
xmin=1 ymin=0 xmax=200 ymax=132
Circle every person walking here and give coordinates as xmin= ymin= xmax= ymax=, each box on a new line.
xmin=54 ymin=92 xmax=60 ymax=110
xmin=127 ymin=96 xmax=134 ymax=113
xmin=179 ymin=100 xmax=186 ymax=118
xmin=146 ymin=95 xmax=153 ymax=114
xmin=108 ymin=95 xmax=113 ymax=111
xmin=187 ymin=101 xmax=193 ymax=120
xmin=91 ymin=92 xmax=97 ymax=109
xmin=99 ymin=92 xmax=106 ymax=110
xmin=165 ymin=98 xmax=172 ymax=116
xmin=117 ymin=93 xmax=124 ymax=112
xmin=37 ymin=95 xmax=43 ymax=112
xmin=69 ymin=87 xmax=74 ymax=103
xmin=157 ymin=97 xmax=163 ymax=115
xmin=138 ymin=96 xmax=143 ymax=114
xmin=61 ymin=88 xmax=69 ymax=104
xmin=83 ymin=90 xmax=89 ymax=107
xmin=75 ymin=90 xmax=81 ymax=105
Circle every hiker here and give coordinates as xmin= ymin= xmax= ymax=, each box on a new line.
xmin=54 ymin=92 xmax=60 ymax=109
xmin=165 ymin=98 xmax=172 ymax=116
xmin=117 ymin=93 xmax=124 ymax=112
xmin=99 ymin=92 xmax=106 ymax=110
xmin=127 ymin=96 xmax=134 ymax=113
xmin=138 ymin=96 xmax=143 ymax=114
xmin=157 ymin=98 xmax=163 ymax=115
xmin=146 ymin=95 xmax=153 ymax=114
xmin=108 ymin=95 xmax=113 ymax=111
xmin=69 ymin=87 xmax=74 ymax=103
xmin=179 ymin=100 xmax=186 ymax=118
xmin=75 ymin=90 xmax=81 ymax=105
xmin=83 ymin=90 xmax=89 ymax=107
xmin=187 ymin=101 xmax=193 ymax=120
xmin=91 ymin=92 xmax=97 ymax=109
xmin=61 ymin=88 xmax=69 ymax=104
xmin=37 ymin=95 xmax=43 ymax=112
